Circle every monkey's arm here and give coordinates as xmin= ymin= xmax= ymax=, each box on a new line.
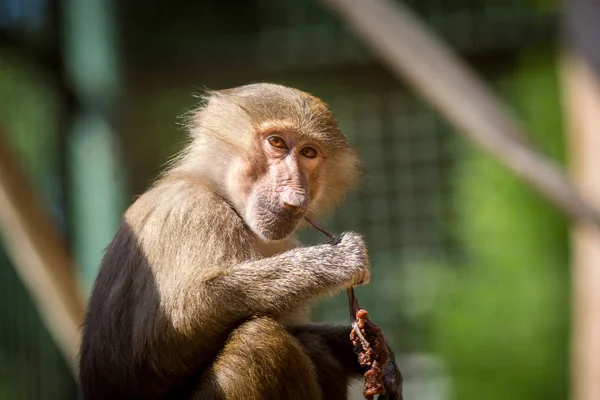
xmin=203 ymin=232 xmax=370 ymax=320
xmin=126 ymin=184 xmax=368 ymax=348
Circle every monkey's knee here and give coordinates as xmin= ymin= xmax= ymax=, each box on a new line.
xmin=195 ymin=317 xmax=322 ymax=400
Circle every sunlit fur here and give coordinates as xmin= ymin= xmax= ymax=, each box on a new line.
xmin=180 ymin=83 xmax=360 ymax=220
xmin=79 ymin=83 xmax=401 ymax=400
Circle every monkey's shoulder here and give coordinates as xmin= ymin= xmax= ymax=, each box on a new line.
xmin=128 ymin=177 xmax=237 ymax=223
xmin=122 ymin=177 xmax=253 ymax=256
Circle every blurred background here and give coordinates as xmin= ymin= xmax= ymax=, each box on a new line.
xmin=0 ymin=0 xmax=594 ymax=399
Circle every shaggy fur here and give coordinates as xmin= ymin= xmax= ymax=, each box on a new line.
xmin=78 ymin=83 xmax=401 ymax=400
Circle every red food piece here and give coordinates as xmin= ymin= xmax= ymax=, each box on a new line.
xmin=349 ymin=292 xmax=389 ymax=399
xmin=302 ymin=218 xmax=392 ymax=400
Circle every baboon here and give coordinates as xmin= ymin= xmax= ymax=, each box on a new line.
xmin=79 ymin=83 xmax=401 ymax=400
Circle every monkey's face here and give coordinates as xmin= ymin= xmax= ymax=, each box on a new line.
xmin=232 ymin=131 xmax=324 ymax=241
xmin=194 ymin=84 xmax=359 ymax=239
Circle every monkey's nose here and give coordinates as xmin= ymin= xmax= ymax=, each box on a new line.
xmin=283 ymin=202 xmax=308 ymax=216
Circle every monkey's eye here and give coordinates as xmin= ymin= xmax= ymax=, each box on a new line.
xmin=268 ymin=136 xmax=288 ymax=149
xmin=300 ymin=147 xmax=318 ymax=159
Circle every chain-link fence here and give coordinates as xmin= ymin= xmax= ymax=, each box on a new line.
xmin=0 ymin=0 xmax=561 ymax=398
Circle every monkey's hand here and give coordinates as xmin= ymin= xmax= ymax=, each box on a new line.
xmin=329 ymin=232 xmax=371 ymax=286
xmin=378 ymin=344 xmax=403 ymax=400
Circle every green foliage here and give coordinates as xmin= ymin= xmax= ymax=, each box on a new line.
xmin=0 ymin=51 xmax=60 ymax=200
xmin=431 ymin=51 xmax=569 ymax=399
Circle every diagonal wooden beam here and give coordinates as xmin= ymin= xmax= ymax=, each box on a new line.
xmin=320 ymin=0 xmax=600 ymax=229
xmin=0 ymin=129 xmax=85 ymax=378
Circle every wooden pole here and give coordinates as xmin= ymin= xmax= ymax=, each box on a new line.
xmin=319 ymin=0 xmax=600 ymax=229
xmin=563 ymin=53 xmax=600 ymax=400
xmin=562 ymin=1 xmax=600 ymax=398
xmin=0 ymin=131 xmax=85 ymax=377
